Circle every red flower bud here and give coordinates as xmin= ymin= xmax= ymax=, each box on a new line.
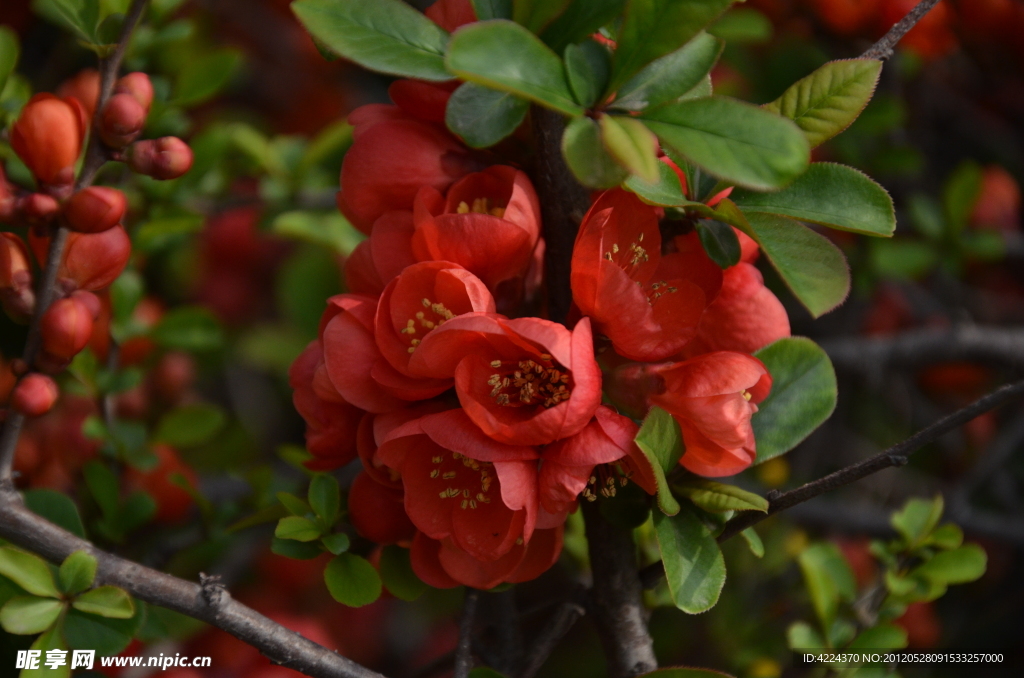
xmin=70 ymin=290 xmax=102 ymax=320
xmin=20 ymin=193 xmax=61 ymax=225
xmin=10 ymin=94 xmax=86 ymax=187
xmin=0 ymin=168 xmax=16 ymax=222
xmin=127 ymin=137 xmax=194 ymax=180
xmin=0 ymin=233 xmax=34 ymax=322
xmin=113 ymin=72 xmax=154 ymax=111
xmin=30 ymin=226 xmax=131 ymax=292
xmin=57 ymin=69 xmax=101 ymax=121
xmin=99 ymin=93 xmax=147 ymax=148
xmin=63 ymin=187 xmax=127 ymax=233
xmin=11 ymin=374 xmax=59 ymax=417
xmin=40 ymin=296 xmax=94 ymax=361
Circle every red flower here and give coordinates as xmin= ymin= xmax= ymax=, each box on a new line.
xmin=348 ymin=471 xmax=416 ymax=545
xmin=1 ymin=232 xmax=34 ymax=322
xmin=289 ymin=341 xmax=363 ymax=470
xmin=387 ymin=80 xmax=459 ymax=125
xmin=571 ymin=189 xmax=707 ymax=361
xmin=10 ymin=94 xmax=86 ymax=187
xmin=649 ymin=352 xmax=772 ymax=477
xmin=344 ymin=211 xmax=418 ymax=297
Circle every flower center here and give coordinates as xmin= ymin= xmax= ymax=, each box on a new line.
xmin=430 ymin=451 xmax=494 ymax=510
xmin=603 ymin=233 xmax=650 ymax=275
xmin=487 ymin=354 xmax=572 ymax=408
xmin=400 ymin=297 xmax=456 ymax=353
xmin=456 ymin=197 xmax=506 ymax=218
xmin=581 ymin=463 xmax=632 ymax=501
xmin=646 ymin=280 xmax=679 ymax=305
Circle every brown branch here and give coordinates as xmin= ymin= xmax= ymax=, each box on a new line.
xmin=860 ymin=0 xmax=942 ymax=60
xmin=454 ymin=588 xmax=479 ymax=678
xmin=518 ymin=590 xmax=586 ymax=678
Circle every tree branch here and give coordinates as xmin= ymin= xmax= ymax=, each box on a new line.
xmin=454 ymin=589 xmax=479 ymax=678
xmin=860 ymin=0 xmax=943 ymax=60
xmin=518 ymin=590 xmax=586 ymax=678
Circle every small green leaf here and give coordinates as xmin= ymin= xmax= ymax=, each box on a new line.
xmin=624 ymin=160 xmax=688 ymax=207
xmin=308 ymin=474 xmax=341 ymax=527
xmin=275 ymin=516 xmax=322 ymax=542
xmin=787 ymin=621 xmax=825 ymax=650
xmin=731 ymin=163 xmax=896 ymax=237
xmin=926 ymin=523 xmax=964 ymax=550
xmin=709 ymin=7 xmax=772 ymax=44
xmin=870 ymin=239 xmax=938 ymax=280
xmin=907 ymin=194 xmax=944 ymax=240
xmin=891 ymin=496 xmax=944 ymax=548
xmin=152 ymin=307 xmax=225 ymax=352
xmin=539 ymin=0 xmax=625 ymax=53
xmin=943 ymin=161 xmax=983 ymax=234
xmin=379 ymin=545 xmax=428 ymax=602
xmin=0 ymin=26 xmax=19 ymax=95
xmin=696 ymin=220 xmax=741 ymax=268
xmin=0 ymin=547 xmax=59 ymax=598
xmin=763 ymin=59 xmax=882 ymax=148
xmin=798 ymin=543 xmax=855 ymax=631
xmin=321 ymin=533 xmax=351 ymax=556
xmin=644 ymin=97 xmax=810 ymax=191
xmin=512 ymin=0 xmax=572 ymax=33
xmin=740 ymin=527 xmax=764 ymax=558
xmin=23 ymin=489 xmax=86 ymax=539
xmin=913 ymin=544 xmax=987 ymax=585
xmin=600 ymin=115 xmax=660 ymax=183
xmin=271 ymin=538 xmax=323 ymax=560
xmin=674 ymin=479 xmax=768 ymax=513
xmin=445 ymin=82 xmax=529 ymax=148
xmin=562 ymin=116 xmax=629 ymax=189
xmin=473 ymin=0 xmax=512 ymax=21
xmin=175 ymin=49 xmax=241 ymax=107
xmin=0 ymin=596 xmax=63 ymax=634
xmin=752 ymin=338 xmax=838 ymax=463
xmin=272 ymin=211 xmax=364 ymax=256
xmin=153 ymin=403 xmax=226 ymax=448
xmin=72 ymin=586 xmax=135 ymax=619
xmin=227 ymin=504 xmax=290 ymax=533
xmin=564 ymin=39 xmax=610 ymax=109
xmin=21 ymin=621 xmax=69 ymax=677
xmin=109 ymin=270 xmax=144 ymax=325
xmin=59 ymin=551 xmax=97 ymax=596
xmin=848 ymin=623 xmax=908 ymax=651
xmin=31 ymin=0 xmax=99 ymax=43
xmin=63 ymin=603 xmax=144 ymax=657
xmin=447 ymin=20 xmax=583 ymax=115
xmin=612 ymin=32 xmax=722 ymax=113
xmin=277 ymin=491 xmax=313 ymax=517
xmin=292 ymin=0 xmax=450 ymax=81
xmin=134 ymin=215 xmax=204 ymax=253
xmin=634 ymin=406 xmax=683 ymax=516
xmin=324 ymin=554 xmax=382 ymax=607
xmin=83 ymin=461 xmax=120 ymax=520
xmin=739 ymin=210 xmax=851 ymax=318
xmin=654 ymin=506 xmax=726 ymax=614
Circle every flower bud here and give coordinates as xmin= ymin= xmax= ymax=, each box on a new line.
xmin=30 ymin=225 xmax=131 ymax=292
xmin=20 ymin=193 xmax=60 ymax=225
xmin=127 ymin=137 xmax=194 ymax=180
xmin=63 ymin=187 xmax=127 ymax=233
xmin=0 ymin=168 xmax=16 ymax=222
xmin=10 ymin=94 xmax=86 ymax=187
xmin=99 ymin=93 xmax=147 ymax=149
xmin=40 ymin=296 xmax=94 ymax=361
xmin=113 ymin=72 xmax=154 ymax=111
xmin=0 ymin=233 xmax=35 ymax=322
xmin=70 ymin=290 xmax=102 ymax=320
xmin=11 ymin=374 xmax=59 ymax=417
xmin=57 ymin=69 xmax=101 ymax=120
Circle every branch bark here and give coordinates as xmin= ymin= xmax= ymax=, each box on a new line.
xmin=860 ymin=0 xmax=943 ymax=60
xmin=455 ymin=589 xmax=479 ymax=678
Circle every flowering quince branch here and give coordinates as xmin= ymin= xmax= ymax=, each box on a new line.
xmin=860 ymin=0 xmax=943 ymax=60
xmin=454 ymin=588 xmax=480 ymax=678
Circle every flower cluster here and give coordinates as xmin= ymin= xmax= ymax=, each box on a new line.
xmin=289 ymin=0 xmax=792 ymax=588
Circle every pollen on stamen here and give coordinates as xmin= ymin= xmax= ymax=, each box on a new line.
xmin=430 ymin=469 xmax=439 ymax=478
xmin=442 ymin=471 xmax=456 ymax=479
xmin=490 ymin=360 xmax=502 ymax=368
xmin=742 ymin=390 xmax=752 ymax=401
xmin=432 ymin=456 xmax=443 ymax=464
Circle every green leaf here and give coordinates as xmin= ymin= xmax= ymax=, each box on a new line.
xmin=445 ymin=82 xmax=529 ymax=148
xmin=564 ymin=39 xmax=610 ymax=109
xmin=739 ymin=210 xmax=850 ymax=317
xmin=731 ymin=163 xmax=895 ymax=237
xmin=891 ymin=496 xmax=944 ymax=548
xmin=324 ymin=554 xmax=382 ymax=607
xmin=740 ymin=527 xmax=764 ymax=558
xmin=152 ymin=307 xmax=225 ymax=352
xmin=848 ymin=623 xmax=908 ymax=651
xmin=709 ymin=7 xmax=772 ymax=44
xmin=72 ymin=586 xmax=135 ymax=619
xmin=696 ymin=220 xmax=741 ymax=268
xmin=870 ymin=239 xmax=937 ymax=280
xmin=634 ymin=406 xmax=683 ymax=516
xmin=654 ymin=506 xmax=726 ymax=614
xmin=292 ymin=0 xmax=450 ymax=81
xmin=31 ymin=0 xmax=99 ymax=43
xmin=270 ymin=538 xmax=322 ymax=560
xmin=63 ymin=604 xmax=144 ymax=657
xmin=600 ymin=115 xmax=660 ymax=183
xmin=272 ymin=211 xmax=363 ymax=257
xmin=0 ymin=596 xmax=63 ymax=634
xmin=109 ymin=270 xmax=144 ymax=325
xmin=21 ymin=621 xmax=69 ymax=678
xmin=277 ymin=491 xmax=313 ymax=517
xmin=0 ymin=26 xmax=18 ymax=95
xmin=153 ymin=403 xmax=226 ymax=448
xmin=321 ymin=533 xmax=351 ymax=556
xmin=83 ymin=461 xmax=119 ymax=520
xmin=308 ymin=474 xmax=340 ymax=527
xmin=227 ymin=503 xmax=290 ymax=533
xmin=0 ymin=547 xmax=59 ymax=598
xmin=926 ymin=523 xmax=964 ymax=550
xmin=612 ymin=32 xmax=722 ymax=113
xmin=23 ymin=490 xmax=86 ymax=539
xmin=539 ymin=0 xmax=624 ymax=53
xmin=913 ymin=544 xmax=987 ymax=585
xmin=275 ymin=516 xmax=322 ymax=542
xmin=608 ymin=0 xmax=732 ymax=94
xmin=907 ymin=194 xmax=944 ymax=240
xmin=473 ymin=0 xmax=512 ymax=21
xmin=512 ymin=0 xmax=572 ymax=33
xmin=134 ymin=215 xmax=204 ymax=253
xmin=447 ymin=20 xmax=583 ymax=115
xmin=674 ymin=479 xmax=768 ymax=513
xmin=59 ymin=551 xmax=97 ymax=596
xmin=751 ymin=337 xmax=838 ymax=463
xmin=643 ymin=97 xmax=810 ymax=191
xmin=798 ymin=543 xmax=855 ymax=631
xmin=787 ymin=621 xmax=825 ymax=650
xmin=763 ymin=59 xmax=882 ymax=148
xmin=174 ymin=49 xmax=241 ymax=107
xmin=562 ymin=116 xmax=629 ymax=189
xmin=625 ymin=160 xmax=688 ymax=207
xmin=943 ymin=161 xmax=983 ymax=234
xmin=379 ymin=545 xmax=428 ymax=602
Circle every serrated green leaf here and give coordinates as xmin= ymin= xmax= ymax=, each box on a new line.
xmin=445 ymin=82 xmax=529 ymax=148
xmin=731 ymin=163 xmax=895 ymax=237
xmin=696 ymin=220 xmax=741 ymax=268
xmin=654 ymin=506 xmax=726 ymax=614
xmin=644 ymin=97 xmax=810 ymax=191
xmin=321 ymin=533 xmax=351 ymax=556
xmin=798 ymin=543 xmax=855 ymax=632
xmin=0 ymin=596 xmax=63 ymax=634
xmin=634 ymin=406 xmax=683 ymax=516
xmin=624 ymin=160 xmax=689 ymax=206
xmin=612 ymin=32 xmax=722 ymax=113
xmin=0 ymin=547 xmax=58 ymax=598
xmin=752 ymin=337 xmax=838 ymax=463
xmin=565 ymin=39 xmax=609 ymax=109
xmin=23 ymin=490 xmax=86 ymax=539
xmin=308 ymin=474 xmax=340 ymax=527
xmin=739 ymin=210 xmax=850 ymax=317
xmin=275 ymin=516 xmax=322 ymax=542
xmin=891 ymin=496 xmax=944 ymax=548
xmin=562 ymin=116 xmax=629 ymax=189
xmin=763 ymin=59 xmax=882 ymax=148
xmin=848 ymin=623 xmax=908 ymax=651
xmin=72 ymin=586 xmax=135 ymax=619
xmin=539 ymin=0 xmax=624 ymax=53
xmin=153 ymin=404 xmax=226 ymax=448
xmin=600 ymin=115 xmax=660 ymax=182
xmin=175 ymin=49 xmax=241 ymax=107
xmin=473 ymin=0 xmax=512 ymax=21
xmin=292 ymin=0 xmax=450 ymax=81
xmin=324 ymin=554 xmax=382 ymax=607
xmin=512 ymin=0 xmax=572 ymax=33
xmin=447 ymin=20 xmax=583 ymax=115
xmin=740 ymin=527 xmax=764 ymax=558
xmin=379 ymin=545 xmax=428 ymax=602
xmin=913 ymin=544 xmax=987 ymax=585
xmin=0 ymin=26 xmax=19 ymax=95
xmin=59 ymin=551 xmax=97 ymax=596
xmin=674 ymin=479 xmax=768 ymax=513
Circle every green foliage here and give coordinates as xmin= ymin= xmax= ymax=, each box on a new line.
xmin=673 ymin=479 xmax=768 ymax=513
xmin=0 ymin=596 xmax=63 ymax=634
xmin=308 ymin=474 xmax=341 ymax=528
xmin=445 ymin=82 xmax=529 ymax=148
xmin=0 ymin=547 xmax=59 ymax=598
xmin=21 ymin=623 xmax=68 ymax=678
xmin=739 ymin=527 xmax=764 ymax=559
xmin=709 ymin=7 xmax=772 ymax=44
xmin=62 ymin=603 xmax=145 ymax=657
xmin=695 ymin=220 xmax=741 ymax=268
xmin=564 ymin=40 xmax=610 ymax=109
xmin=797 ymin=542 xmax=855 ymax=632
xmin=134 ymin=215 xmax=204 ymax=253
xmin=891 ymin=496 xmax=944 ymax=548
xmin=59 ymin=551 xmax=98 ymax=596
xmin=174 ymin=49 xmax=241 ymax=106
xmin=154 ymin=404 xmax=227 ymax=448
xmin=624 ymin=160 xmax=688 ymax=207
xmin=324 ymin=554 xmax=382 ymax=607
xmin=379 ymin=546 xmax=428 ymax=602
xmin=151 ymin=307 xmax=225 ymax=352
xmin=611 ymin=32 xmax=722 ymax=113
xmin=600 ymin=115 xmax=660 ymax=183
xmin=0 ymin=26 xmax=18 ymax=95
xmin=72 ymin=586 xmax=135 ymax=619
xmin=472 ymin=0 xmax=512 ymax=21
xmin=562 ymin=116 xmax=629 ymax=189
xmin=512 ymin=0 xmax=572 ymax=34
xmin=272 ymin=211 xmax=362 ymax=256
xmin=23 ymin=490 xmax=87 ymax=539
xmin=634 ymin=406 xmax=684 ymax=515
xmin=539 ymin=0 xmax=624 ymax=53
xmin=654 ymin=506 xmax=726 ymax=614
xmin=275 ymin=516 xmax=322 ymax=542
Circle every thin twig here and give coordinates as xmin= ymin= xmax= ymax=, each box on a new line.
xmin=860 ymin=0 xmax=943 ymax=60
xmin=455 ymin=589 xmax=479 ymax=678
xmin=518 ymin=589 xmax=587 ymax=678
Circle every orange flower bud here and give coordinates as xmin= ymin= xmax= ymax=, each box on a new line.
xmin=114 ymin=72 xmax=154 ymax=111
xmin=29 ymin=225 xmax=132 ymax=292
xmin=127 ymin=137 xmax=194 ymax=180
xmin=11 ymin=374 xmax=59 ymax=417
xmin=40 ymin=296 xmax=94 ymax=361
xmin=0 ymin=233 xmax=35 ymax=322
xmin=57 ymin=69 xmax=101 ymax=121
xmin=63 ymin=187 xmax=127 ymax=233
xmin=70 ymin=290 xmax=102 ymax=320
xmin=20 ymin=193 xmax=60 ymax=225
xmin=99 ymin=93 xmax=147 ymax=148
xmin=10 ymin=94 xmax=86 ymax=187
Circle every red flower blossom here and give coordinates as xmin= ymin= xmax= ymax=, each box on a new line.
xmin=344 ymin=211 xmax=418 ymax=297
xmin=649 ymin=352 xmax=772 ymax=477
xmin=289 ymin=341 xmax=363 ymax=470
xmin=571 ymin=189 xmax=707 ymax=361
